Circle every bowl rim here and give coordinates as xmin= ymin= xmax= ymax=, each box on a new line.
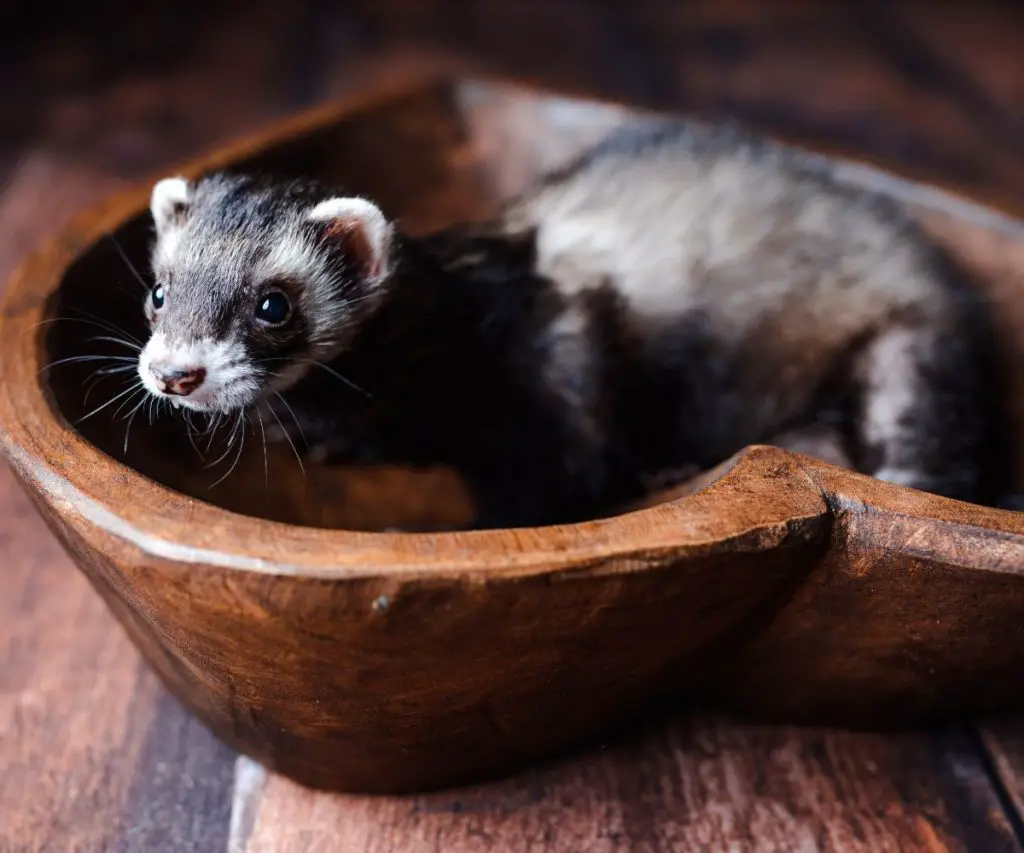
xmin=0 ymin=68 xmax=1021 ymax=579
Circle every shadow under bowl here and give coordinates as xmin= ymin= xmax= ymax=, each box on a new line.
xmin=1 ymin=72 xmax=1023 ymax=794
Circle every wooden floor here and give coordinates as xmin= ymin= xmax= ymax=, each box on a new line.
xmin=2 ymin=2 xmax=1024 ymax=850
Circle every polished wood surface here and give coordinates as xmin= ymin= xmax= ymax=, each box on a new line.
xmin=3 ymin=73 xmax=1023 ymax=796
xmin=2 ymin=2 xmax=1024 ymax=850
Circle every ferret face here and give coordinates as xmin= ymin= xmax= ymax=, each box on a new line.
xmin=137 ymin=173 xmax=393 ymax=413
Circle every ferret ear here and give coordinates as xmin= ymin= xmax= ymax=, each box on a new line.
xmin=307 ymin=197 xmax=393 ymax=281
xmin=151 ymin=176 xmax=192 ymax=232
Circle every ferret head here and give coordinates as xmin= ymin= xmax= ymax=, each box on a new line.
xmin=137 ymin=172 xmax=394 ymax=413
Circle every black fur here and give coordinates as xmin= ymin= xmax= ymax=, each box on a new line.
xmin=150 ymin=163 xmax=1012 ymax=528
xmin=278 ymin=220 xmax=1011 ymax=527
xmin=278 ymin=223 xmax=645 ymax=528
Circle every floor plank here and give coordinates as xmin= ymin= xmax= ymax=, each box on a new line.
xmin=339 ymin=0 xmax=1024 ymax=216
xmin=231 ymin=717 xmax=1020 ymax=853
xmin=0 ymin=451 xmax=236 ymax=853
xmin=0 ymin=466 xmax=153 ymax=853
xmin=981 ymin=721 xmax=1024 ymax=826
xmin=112 ymin=692 xmax=236 ymax=853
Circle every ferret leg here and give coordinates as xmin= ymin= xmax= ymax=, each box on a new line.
xmin=854 ymin=324 xmax=986 ymax=502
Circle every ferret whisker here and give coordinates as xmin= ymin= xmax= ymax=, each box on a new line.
xmin=27 ymin=312 xmax=144 ymax=348
xmin=183 ymin=411 xmax=204 ymax=460
xmin=200 ymin=412 xmax=221 ymax=438
xmin=119 ymin=389 xmax=149 ymax=423
xmin=104 ymin=232 xmax=151 ymax=293
xmin=76 ymin=381 xmax=144 ymax=424
xmin=260 ymin=357 xmax=371 ymax=398
xmin=69 ymin=307 xmax=145 ymax=345
xmin=203 ymin=440 xmax=232 ymax=471
xmin=224 ymin=413 xmax=239 ymax=448
xmin=204 ymin=413 xmax=224 ymax=453
xmin=93 ymin=365 xmax=139 ymax=377
xmin=227 ymin=413 xmax=243 ymax=452
xmin=38 ymin=353 xmax=138 ymax=375
xmin=256 ymin=409 xmax=269 ymax=488
xmin=339 ymin=293 xmax=379 ymax=308
xmin=88 ymin=335 xmax=142 ymax=352
xmin=81 ymin=371 xmax=112 ymax=406
xmin=80 ymin=366 xmax=138 ymax=397
xmin=204 ymin=419 xmax=239 ymax=470
xmin=43 ymin=361 xmax=138 ymax=407
xmin=113 ymin=386 xmax=149 ymax=423
xmin=209 ymin=413 xmax=248 ymax=488
xmin=122 ymin=394 xmax=147 ymax=455
xmin=269 ymin=392 xmax=305 ymax=478
xmin=227 ymin=415 xmax=250 ymax=485
xmin=82 ymin=373 xmax=111 ymax=408
xmin=208 ymin=410 xmax=248 ymax=468
xmin=111 ymin=384 xmax=142 ymax=418
xmin=189 ymin=419 xmax=205 ymax=459
xmin=25 ymin=316 xmax=85 ymax=337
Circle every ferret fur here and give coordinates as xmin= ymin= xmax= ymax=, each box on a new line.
xmin=141 ymin=118 xmax=1011 ymax=527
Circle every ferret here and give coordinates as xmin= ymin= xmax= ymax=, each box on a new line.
xmin=136 ymin=118 xmax=1009 ymax=528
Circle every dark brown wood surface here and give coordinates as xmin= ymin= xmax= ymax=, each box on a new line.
xmin=2 ymin=2 xmax=1024 ymax=851
xmin=226 ymin=722 xmax=1021 ymax=853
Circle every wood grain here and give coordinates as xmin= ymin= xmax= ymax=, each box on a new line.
xmin=231 ymin=718 xmax=1021 ymax=853
xmin=981 ymin=720 xmax=1024 ymax=832
xmin=1 ymin=75 xmax=1022 ymax=799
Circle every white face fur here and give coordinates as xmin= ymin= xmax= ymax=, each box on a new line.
xmin=137 ymin=174 xmax=393 ymax=414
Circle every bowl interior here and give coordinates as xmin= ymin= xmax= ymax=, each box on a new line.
xmin=40 ymin=78 xmax=1024 ymax=531
xmin=42 ymin=80 xmax=636 ymax=530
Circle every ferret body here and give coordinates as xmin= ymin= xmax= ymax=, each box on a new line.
xmin=138 ymin=118 xmax=1005 ymax=527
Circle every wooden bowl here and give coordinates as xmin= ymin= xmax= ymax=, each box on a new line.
xmin=1 ymin=73 xmax=1022 ymax=795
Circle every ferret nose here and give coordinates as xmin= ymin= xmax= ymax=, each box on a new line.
xmin=149 ymin=364 xmax=206 ymax=396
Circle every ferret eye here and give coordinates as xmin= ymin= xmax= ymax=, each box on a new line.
xmin=255 ymin=291 xmax=291 ymax=326
xmin=151 ymin=284 xmax=165 ymax=310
